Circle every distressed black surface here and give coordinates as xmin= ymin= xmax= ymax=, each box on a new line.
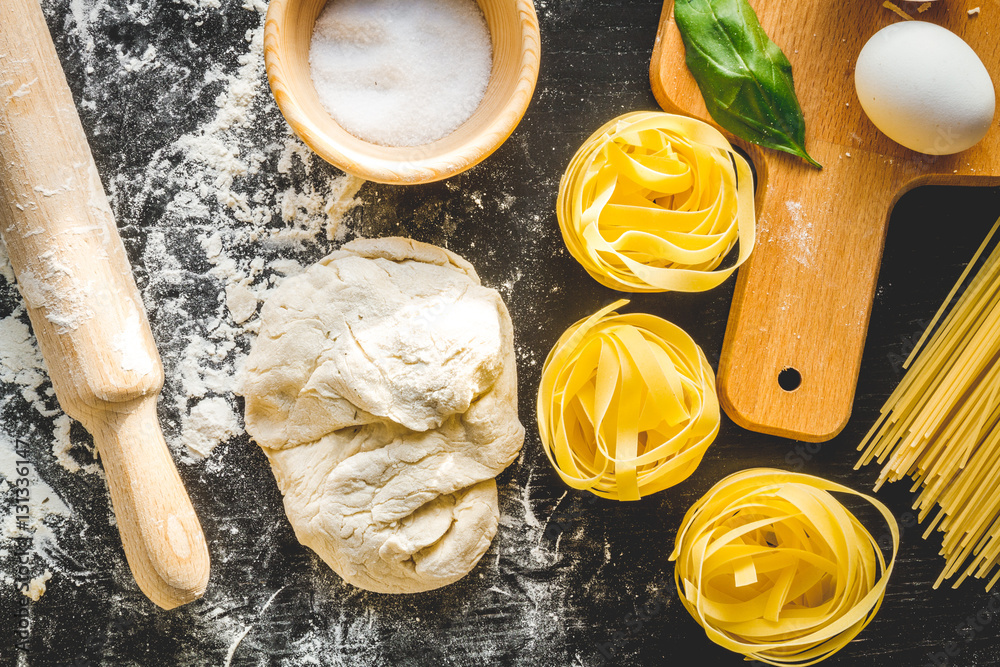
xmin=2 ymin=1 xmax=1000 ymax=666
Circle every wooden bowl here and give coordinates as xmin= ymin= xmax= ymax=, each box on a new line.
xmin=264 ymin=0 xmax=541 ymax=185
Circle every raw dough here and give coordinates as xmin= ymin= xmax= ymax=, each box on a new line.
xmin=240 ymin=237 xmax=523 ymax=593
xmin=22 ymin=570 xmax=51 ymax=601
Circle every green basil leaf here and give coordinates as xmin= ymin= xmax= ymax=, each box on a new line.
xmin=673 ymin=0 xmax=822 ymax=168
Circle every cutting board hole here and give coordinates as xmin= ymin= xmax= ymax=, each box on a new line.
xmin=778 ymin=367 xmax=802 ymax=392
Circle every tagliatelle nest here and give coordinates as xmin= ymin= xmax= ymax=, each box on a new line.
xmin=536 ymin=299 xmax=719 ymax=501
xmin=670 ymin=468 xmax=899 ymax=666
xmin=557 ymin=111 xmax=755 ymax=292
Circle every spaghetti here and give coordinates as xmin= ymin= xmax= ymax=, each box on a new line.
xmin=671 ymin=468 xmax=898 ymax=666
xmin=556 ymin=111 xmax=755 ymax=292
xmin=858 ymin=217 xmax=1000 ymax=589
xmin=536 ymin=299 xmax=719 ymax=500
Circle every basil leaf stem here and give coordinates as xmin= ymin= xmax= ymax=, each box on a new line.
xmin=673 ymin=0 xmax=822 ymax=168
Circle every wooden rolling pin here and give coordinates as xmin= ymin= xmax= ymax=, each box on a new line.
xmin=0 ymin=0 xmax=210 ymax=608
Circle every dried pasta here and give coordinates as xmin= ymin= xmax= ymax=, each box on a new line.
xmin=556 ymin=111 xmax=755 ymax=292
xmin=536 ymin=299 xmax=719 ymax=500
xmin=858 ymin=217 xmax=1000 ymax=589
xmin=671 ymin=468 xmax=898 ymax=666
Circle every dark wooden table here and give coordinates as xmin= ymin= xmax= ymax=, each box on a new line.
xmin=2 ymin=0 xmax=1000 ymax=665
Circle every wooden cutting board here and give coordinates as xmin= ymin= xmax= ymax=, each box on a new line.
xmin=651 ymin=1 xmax=1000 ymax=442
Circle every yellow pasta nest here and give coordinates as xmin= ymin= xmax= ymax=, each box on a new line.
xmin=671 ymin=469 xmax=899 ymax=666
xmin=536 ymin=299 xmax=719 ymax=500
xmin=557 ymin=111 xmax=756 ymax=292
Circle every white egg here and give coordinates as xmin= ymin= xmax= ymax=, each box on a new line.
xmin=854 ymin=21 xmax=995 ymax=155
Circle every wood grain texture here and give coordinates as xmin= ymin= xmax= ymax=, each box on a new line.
xmin=0 ymin=0 xmax=209 ymax=609
xmin=650 ymin=0 xmax=1000 ymax=441
xmin=4 ymin=2 xmax=1000 ymax=664
xmin=263 ymin=0 xmax=541 ymax=184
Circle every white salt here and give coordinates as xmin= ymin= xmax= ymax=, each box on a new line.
xmin=309 ymin=0 xmax=493 ymax=147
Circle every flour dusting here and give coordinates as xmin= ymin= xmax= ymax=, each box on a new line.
xmin=112 ymin=313 xmax=155 ymax=375
xmin=0 ymin=431 xmax=78 ymax=592
xmin=124 ymin=16 xmax=368 ymax=463
xmin=1 ymin=0 xmax=569 ymax=664
xmin=780 ymin=200 xmax=815 ymax=268
xmin=0 ymin=0 xmax=369 ymax=624
xmin=0 ymin=309 xmax=51 ymax=411
xmin=182 ymin=396 xmax=241 ymax=459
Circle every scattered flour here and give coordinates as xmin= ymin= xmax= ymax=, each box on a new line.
xmin=112 ymin=313 xmax=155 ymax=376
xmin=781 ymin=200 xmax=814 ymax=268
xmin=0 ymin=293 xmax=105 ymax=477
xmin=222 ymin=585 xmax=287 ymax=666
xmin=115 ymin=43 xmax=158 ymax=73
xmin=51 ymin=415 xmax=79 ymax=474
xmin=0 ymin=1 xmax=369 ymax=597
xmin=0 ymin=2 xmax=543 ymax=665
xmin=0 ymin=239 xmax=15 ymax=283
xmin=0 ymin=431 xmax=75 ymax=583
xmin=122 ymin=17 xmax=368 ymax=462
xmin=224 ymin=283 xmax=257 ymax=325
xmin=273 ymin=171 xmax=366 ymax=244
xmin=182 ymin=397 xmax=241 ymax=458
xmin=0 ymin=309 xmax=51 ymax=411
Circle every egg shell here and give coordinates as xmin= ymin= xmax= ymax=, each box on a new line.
xmin=854 ymin=21 xmax=996 ymax=155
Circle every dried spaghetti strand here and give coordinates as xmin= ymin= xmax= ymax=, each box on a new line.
xmin=557 ymin=111 xmax=756 ymax=293
xmin=670 ymin=468 xmax=899 ymax=666
xmin=857 ymin=217 xmax=1000 ymax=589
xmin=536 ymin=299 xmax=719 ymax=500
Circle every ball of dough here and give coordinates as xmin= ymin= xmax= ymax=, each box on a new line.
xmin=240 ymin=238 xmax=523 ymax=593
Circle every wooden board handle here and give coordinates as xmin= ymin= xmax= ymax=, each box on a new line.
xmin=718 ymin=143 xmax=901 ymax=442
xmin=0 ymin=0 xmax=210 ymax=607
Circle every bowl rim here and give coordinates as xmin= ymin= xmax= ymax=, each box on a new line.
xmin=264 ymin=0 xmax=541 ymax=185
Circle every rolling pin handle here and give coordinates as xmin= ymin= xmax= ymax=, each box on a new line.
xmin=90 ymin=399 xmax=211 ymax=609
